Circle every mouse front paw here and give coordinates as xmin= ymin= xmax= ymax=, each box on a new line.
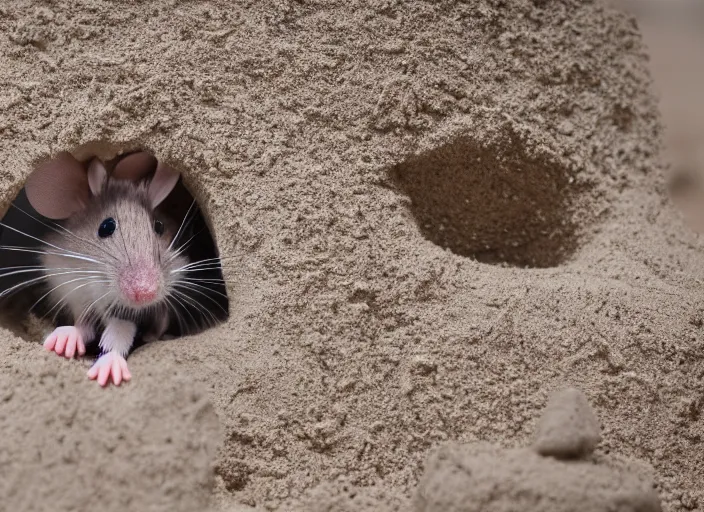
xmin=87 ymin=352 xmax=131 ymax=387
xmin=43 ymin=326 xmax=86 ymax=359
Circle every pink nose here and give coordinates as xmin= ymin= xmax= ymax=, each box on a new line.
xmin=130 ymin=286 xmax=157 ymax=303
xmin=119 ymin=264 xmax=160 ymax=305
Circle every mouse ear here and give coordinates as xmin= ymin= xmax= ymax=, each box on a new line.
xmin=112 ymin=151 xmax=158 ymax=181
xmin=148 ymin=161 xmax=180 ymax=208
xmin=87 ymin=158 xmax=108 ymax=196
xmin=25 ymin=152 xmax=91 ymax=219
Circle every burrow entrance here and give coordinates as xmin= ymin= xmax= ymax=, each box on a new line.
xmin=390 ymin=134 xmax=584 ymax=268
xmin=0 ymin=149 xmax=229 ymax=349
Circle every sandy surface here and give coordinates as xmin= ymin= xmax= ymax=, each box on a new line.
xmin=1 ymin=0 xmax=703 ymax=511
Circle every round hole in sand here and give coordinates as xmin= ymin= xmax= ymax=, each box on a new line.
xmin=0 ymin=149 xmax=229 ymax=348
xmin=390 ymin=135 xmax=584 ymax=268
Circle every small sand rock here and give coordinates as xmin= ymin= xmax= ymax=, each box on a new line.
xmin=533 ymin=387 xmax=601 ymax=460
xmin=415 ymin=442 xmax=662 ymax=512
xmin=410 ymin=355 xmax=437 ymax=375
xmin=557 ymin=120 xmax=575 ymax=136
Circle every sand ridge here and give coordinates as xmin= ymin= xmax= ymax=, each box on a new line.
xmin=0 ymin=0 xmax=703 ymax=511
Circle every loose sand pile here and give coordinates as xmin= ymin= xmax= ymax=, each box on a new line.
xmin=1 ymin=1 xmax=703 ymax=511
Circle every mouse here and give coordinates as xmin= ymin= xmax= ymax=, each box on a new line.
xmin=23 ymin=152 xmax=200 ymax=387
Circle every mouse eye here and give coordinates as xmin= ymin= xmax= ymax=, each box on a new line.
xmin=154 ymin=220 xmax=165 ymax=236
xmin=98 ymin=217 xmax=116 ymax=238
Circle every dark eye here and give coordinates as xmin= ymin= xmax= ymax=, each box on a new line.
xmin=98 ymin=217 xmax=116 ymax=238
xmin=154 ymin=220 xmax=165 ymax=236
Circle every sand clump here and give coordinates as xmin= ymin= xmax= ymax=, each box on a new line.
xmin=417 ymin=443 xmax=661 ymax=512
xmin=533 ymin=387 xmax=601 ymax=459
xmin=416 ymin=387 xmax=660 ymax=512
xmin=1 ymin=0 xmax=704 ymax=511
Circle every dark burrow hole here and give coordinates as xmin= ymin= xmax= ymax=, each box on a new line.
xmin=0 ymin=150 xmax=229 ymax=353
xmin=390 ymin=134 xmax=584 ymax=268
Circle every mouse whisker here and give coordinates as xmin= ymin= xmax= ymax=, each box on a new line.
xmin=0 ymin=265 xmax=107 ymax=275
xmin=0 ymin=271 xmax=105 ymax=300
xmin=171 ymin=293 xmax=219 ymax=329
xmin=177 ymin=255 xmax=237 ymax=268
xmin=172 ymin=268 xmax=222 ymax=281
xmin=171 ymin=266 xmax=224 ymax=275
xmin=171 ymin=270 xmax=229 ymax=280
xmin=171 ymin=282 xmax=229 ymax=316
xmin=45 ymin=281 xmax=109 ymax=324
xmin=0 ymin=265 xmax=50 ymax=273
xmin=170 ymin=289 xmax=211 ymax=324
xmin=31 ymin=275 xmax=107 ymax=310
xmin=174 ymin=289 xmax=215 ymax=327
xmin=9 ymin=203 xmax=120 ymax=263
xmin=0 ymin=267 xmax=107 ymax=280
xmin=176 ymin=292 xmax=222 ymax=326
xmin=0 ymin=222 xmax=105 ymax=264
xmin=170 ymin=256 xmax=237 ymax=273
xmin=175 ymin=279 xmax=229 ymax=302
xmin=0 ymin=245 xmax=105 ymax=266
xmin=177 ymin=277 xmax=226 ymax=284
xmin=178 ymin=269 xmax=226 ymax=278
xmin=76 ymin=290 xmax=112 ymax=326
xmin=170 ymin=259 xmax=227 ymax=273
xmin=166 ymin=227 xmax=206 ymax=264
xmin=168 ymin=291 xmax=201 ymax=329
xmin=177 ymin=265 xmax=221 ymax=273
xmin=164 ymin=296 xmax=187 ymax=336
xmin=167 ymin=199 xmax=198 ymax=253
xmin=179 ymin=254 xmax=229 ymax=263
xmin=38 ymin=278 xmax=110 ymax=318
xmin=102 ymin=297 xmax=120 ymax=321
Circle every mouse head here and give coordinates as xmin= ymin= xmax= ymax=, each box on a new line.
xmin=26 ymin=153 xmax=188 ymax=312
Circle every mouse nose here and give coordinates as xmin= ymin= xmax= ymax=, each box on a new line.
xmin=131 ymin=286 xmax=158 ymax=303
xmin=119 ymin=263 xmax=160 ymax=305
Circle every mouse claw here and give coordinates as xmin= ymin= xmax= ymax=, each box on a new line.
xmin=44 ymin=326 xmax=85 ymax=359
xmin=87 ymin=352 xmax=131 ymax=387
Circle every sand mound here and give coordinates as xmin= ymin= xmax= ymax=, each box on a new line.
xmin=1 ymin=0 xmax=704 ymax=511
xmin=416 ymin=388 xmax=660 ymax=512
xmin=0 ymin=338 xmax=220 ymax=512
xmin=417 ymin=443 xmax=660 ymax=512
